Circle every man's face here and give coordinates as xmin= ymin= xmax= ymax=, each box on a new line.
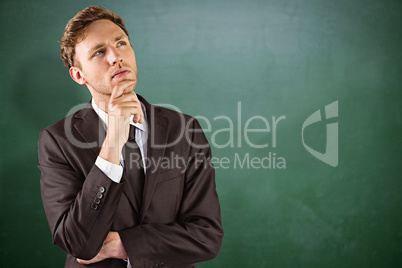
xmin=73 ymin=19 xmax=138 ymax=97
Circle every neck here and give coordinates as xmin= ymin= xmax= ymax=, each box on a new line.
xmin=92 ymin=95 xmax=110 ymax=113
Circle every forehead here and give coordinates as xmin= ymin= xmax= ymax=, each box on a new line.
xmin=76 ymin=19 xmax=127 ymax=51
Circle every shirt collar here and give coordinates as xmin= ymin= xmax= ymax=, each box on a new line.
xmin=91 ymin=93 xmax=147 ymax=132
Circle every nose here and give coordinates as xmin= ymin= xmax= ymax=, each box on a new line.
xmin=108 ymin=48 xmax=123 ymax=66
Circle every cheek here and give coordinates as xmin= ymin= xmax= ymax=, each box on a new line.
xmin=128 ymin=50 xmax=137 ymax=63
xmin=86 ymin=64 xmax=107 ymax=78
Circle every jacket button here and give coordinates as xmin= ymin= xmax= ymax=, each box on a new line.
xmin=91 ymin=203 xmax=98 ymax=210
xmin=99 ymin=186 xmax=105 ymax=193
xmin=96 ymin=192 xmax=103 ymax=199
xmin=94 ymin=198 xmax=101 ymax=204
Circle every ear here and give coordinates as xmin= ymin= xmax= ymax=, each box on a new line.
xmin=69 ymin=67 xmax=86 ymax=85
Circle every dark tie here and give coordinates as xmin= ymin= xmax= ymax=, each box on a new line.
xmin=123 ymin=125 xmax=145 ymax=209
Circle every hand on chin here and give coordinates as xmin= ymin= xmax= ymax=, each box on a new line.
xmin=112 ymin=78 xmax=136 ymax=94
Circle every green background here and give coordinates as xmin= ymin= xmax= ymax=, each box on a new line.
xmin=1 ymin=0 xmax=401 ymax=267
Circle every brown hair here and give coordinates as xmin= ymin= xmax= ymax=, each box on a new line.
xmin=59 ymin=6 xmax=129 ymax=69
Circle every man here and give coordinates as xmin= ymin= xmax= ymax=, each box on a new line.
xmin=38 ymin=6 xmax=223 ymax=268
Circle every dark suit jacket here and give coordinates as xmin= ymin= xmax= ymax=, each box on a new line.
xmin=38 ymin=95 xmax=223 ymax=268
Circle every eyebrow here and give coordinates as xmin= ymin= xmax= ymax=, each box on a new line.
xmin=89 ymin=34 xmax=128 ymax=55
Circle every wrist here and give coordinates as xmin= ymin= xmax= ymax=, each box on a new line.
xmin=108 ymin=232 xmax=128 ymax=260
xmin=99 ymin=135 xmax=124 ymax=165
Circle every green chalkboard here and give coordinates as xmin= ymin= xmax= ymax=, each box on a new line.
xmin=1 ymin=0 xmax=401 ymax=267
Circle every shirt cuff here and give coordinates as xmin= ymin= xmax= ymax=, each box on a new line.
xmin=95 ymin=156 xmax=123 ymax=183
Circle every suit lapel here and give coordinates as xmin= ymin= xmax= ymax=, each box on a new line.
xmin=137 ymin=95 xmax=169 ymax=223
xmin=73 ymin=102 xmax=105 ymax=156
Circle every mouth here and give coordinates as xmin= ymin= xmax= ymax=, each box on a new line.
xmin=112 ymin=68 xmax=131 ymax=79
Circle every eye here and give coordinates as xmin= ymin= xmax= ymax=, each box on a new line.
xmin=117 ymin=41 xmax=126 ymax=47
xmin=93 ymin=50 xmax=104 ymax=57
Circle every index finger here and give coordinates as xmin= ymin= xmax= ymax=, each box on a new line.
xmin=110 ymin=83 xmax=123 ymax=101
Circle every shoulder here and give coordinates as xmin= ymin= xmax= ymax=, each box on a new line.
xmin=143 ymin=97 xmax=209 ymax=150
xmin=153 ymin=104 xmax=194 ymax=124
xmin=41 ymin=113 xmax=73 ymax=137
xmin=39 ymin=114 xmax=74 ymax=146
xmin=39 ymin=102 xmax=95 ymax=144
xmin=138 ymin=94 xmax=196 ymax=125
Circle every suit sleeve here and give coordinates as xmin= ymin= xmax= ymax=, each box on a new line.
xmin=119 ymin=118 xmax=224 ymax=267
xmin=38 ymin=128 xmax=125 ymax=260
